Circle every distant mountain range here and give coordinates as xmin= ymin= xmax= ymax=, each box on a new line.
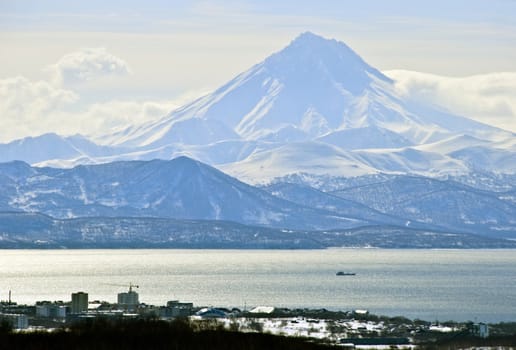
xmin=1 ymin=32 xmax=513 ymax=181
xmin=262 ymin=176 xmax=516 ymax=239
xmin=0 ymin=157 xmax=514 ymax=247
xmin=0 ymin=157 xmax=376 ymax=230
xmin=1 ymin=32 xmax=515 ymax=248
xmin=1 ymin=211 xmax=515 ymax=249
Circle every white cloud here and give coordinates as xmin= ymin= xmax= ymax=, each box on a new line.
xmin=0 ymin=48 xmax=182 ymax=143
xmin=0 ymin=75 xmax=179 ymax=143
xmin=385 ymin=70 xmax=516 ymax=133
xmin=47 ymin=47 xmax=131 ymax=86
xmin=0 ymin=76 xmax=79 ymax=142
xmin=78 ymin=100 xmax=179 ymax=139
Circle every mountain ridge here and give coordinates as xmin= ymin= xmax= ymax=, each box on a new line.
xmin=1 ymin=157 xmax=515 ymax=240
xmin=1 ymin=32 xmax=513 ymax=184
xmin=0 ymin=156 xmax=382 ymax=231
xmin=1 ymin=32 xmax=515 ymax=248
xmin=2 ymin=211 xmax=515 ymax=249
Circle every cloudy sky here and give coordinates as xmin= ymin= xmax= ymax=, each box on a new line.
xmin=1 ymin=0 xmax=515 ymax=142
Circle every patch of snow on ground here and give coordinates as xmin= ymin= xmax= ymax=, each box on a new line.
xmin=429 ymin=325 xmax=458 ymax=333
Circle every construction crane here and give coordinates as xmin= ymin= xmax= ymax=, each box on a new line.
xmin=128 ymin=283 xmax=139 ymax=293
xmin=104 ymin=282 xmax=139 ymax=292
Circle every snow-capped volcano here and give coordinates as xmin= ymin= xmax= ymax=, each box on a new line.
xmin=102 ymin=31 xmax=390 ymax=147
xmin=1 ymin=32 xmax=515 ymax=245
xmin=2 ymin=32 xmax=515 ymax=181
xmin=102 ymin=32 xmax=508 ymax=150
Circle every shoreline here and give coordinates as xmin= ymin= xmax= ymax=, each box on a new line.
xmin=2 ymin=305 xmax=515 ymax=349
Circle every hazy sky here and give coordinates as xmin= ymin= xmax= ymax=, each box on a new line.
xmin=1 ymin=0 xmax=515 ymax=141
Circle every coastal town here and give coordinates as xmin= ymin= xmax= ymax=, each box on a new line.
xmin=1 ymin=285 xmax=511 ymax=349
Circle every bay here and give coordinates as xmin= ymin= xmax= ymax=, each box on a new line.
xmin=1 ymin=249 xmax=515 ymax=322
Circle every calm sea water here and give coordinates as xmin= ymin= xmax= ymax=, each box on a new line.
xmin=1 ymin=249 xmax=515 ymax=322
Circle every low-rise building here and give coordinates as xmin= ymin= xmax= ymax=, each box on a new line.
xmin=160 ymin=300 xmax=194 ymax=318
xmin=36 ymin=302 xmax=67 ymax=318
xmin=471 ymin=322 xmax=489 ymax=338
xmin=0 ymin=313 xmax=29 ymax=329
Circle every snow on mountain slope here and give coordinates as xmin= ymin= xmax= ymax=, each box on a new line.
xmin=221 ymin=143 xmax=471 ymax=183
xmin=0 ymin=133 xmax=91 ymax=164
xmin=0 ymin=157 xmax=375 ymax=230
xmin=0 ymin=133 xmax=130 ymax=166
xmin=2 ymin=156 xmax=515 ymax=240
xmin=331 ymin=176 xmax=516 ymax=238
xmin=220 ymin=141 xmax=377 ymax=183
xmin=92 ymin=31 xmax=513 ymax=176
xmin=414 ymin=134 xmax=491 ymax=154
xmin=1 ymin=32 xmax=515 ymax=182
xmin=261 ymin=181 xmax=415 ymax=228
xmin=353 ymin=147 xmax=469 ymax=176
xmin=104 ymin=32 xmax=392 ymax=147
xmin=449 ymin=146 xmax=516 ymax=173
xmin=100 ymin=32 xmax=510 ymax=149
xmin=316 ymin=125 xmax=414 ymax=150
xmin=35 ymin=140 xmax=265 ymax=169
xmin=495 ymin=136 xmax=516 ymax=151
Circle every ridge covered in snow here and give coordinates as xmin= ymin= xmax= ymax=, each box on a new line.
xmin=1 ymin=32 xmax=515 ymax=247
xmin=1 ymin=32 xmax=513 ymax=184
xmin=1 ymin=157 xmax=515 ymax=240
